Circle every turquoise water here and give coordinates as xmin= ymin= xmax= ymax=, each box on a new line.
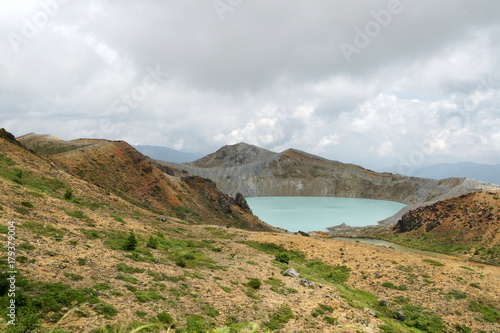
xmin=246 ymin=197 xmax=406 ymax=232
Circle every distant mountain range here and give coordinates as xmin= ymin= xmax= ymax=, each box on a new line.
xmin=134 ymin=144 xmax=202 ymax=163
xmin=409 ymin=162 xmax=500 ymax=185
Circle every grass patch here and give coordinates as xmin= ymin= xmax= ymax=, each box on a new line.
xmin=423 ymin=259 xmax=444 ymax=266
xmin=116 ymin=273 xmax=138 ymax=284
xmin=135 ymin=291 xmax=165 ymax=303
xmin=65 ymin=210 xmax=88 ymax=219
xmin=117 ymin=263 xmax=145 ymax=274
xmin=19 ymin=221 xmax=64 ymax=239
xmin=264 ymin=305 xmax=293 ymax=330
xmin=64 ymin=272 xmax=84 ymax=281
xmin=382 ymin=282 xmax=408 ymax=291
xmin=469 ymin=300 xmax=500 ymax=323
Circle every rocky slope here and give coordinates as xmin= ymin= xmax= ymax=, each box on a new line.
xmin=17 ymin=134 xmax=273 ymax=232
xmin=161 ymin=143 xmax=499 ymax=225
xmin=391 ymin=190 xmax=500 ymax=265
xmin=0 ymin=130 xmax=499 ymax=332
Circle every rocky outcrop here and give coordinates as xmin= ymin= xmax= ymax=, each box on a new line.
xmin=234 ymin=192 xmax=253 ymax=214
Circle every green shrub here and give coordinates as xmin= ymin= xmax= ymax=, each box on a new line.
xmin=123 ymin=230 xmax=138 ymax=251
xmin=21 ymin=201 xmax=34 ymax=208
xmin=201 ymin=303 xmax=219 ymax=318
xmin=116 ymin=274 xmax=138 ymax=284
xmin=275 ymin=252 xmax=292 ymax=264
xmin=64 ymin=273 xmax=84 ymax=281
xmin=447 ymin=289 xmax=467 ymax=300
xmin=93 ymin=283 xmax=112 ymax=291
xmin=246 ymin=278 xmax=262 ymax=290
xmin=111 ymin=214 xmax=125 ymax=223
xmin=64 ymin=188 xmax=73 ymax=200
xmin=157 ymin=312 xmax=175 ymax=326
xmin=185 ymin=315 xmax=209 ymax=332
xmin=147 ymin=236 xmax=158 ymax=249
xmin=264 ymin=306 xmax=293 ymax=330
xmin=135 ymin=291 xmax=165 ymax=303
xmin=469 ymin=283 xmax=481 ymax=289
xmin=93 ymin=302 xmax=118 ymax=318
xmin=469 ymin=300 xmax=500 ymax=323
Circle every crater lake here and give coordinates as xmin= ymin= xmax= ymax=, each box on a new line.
xmin=246 ymin=196 xmax=406 ymax=232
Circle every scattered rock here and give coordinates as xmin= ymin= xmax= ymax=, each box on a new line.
xmin=158 ymin=216 xmax=167 ymax=222
xmin=299 ymin=278 xmax=314 ymax=287
xmin=379 ymin=299 xmax=388 ymax=307
xmin=282 ymin=268 xmax=300 ymax=278
xmin=395 ymin=311 xmax=406 ymax=321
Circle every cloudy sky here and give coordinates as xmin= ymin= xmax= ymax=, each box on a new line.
xmin=1 ymin=0 xmax=499 ymax=171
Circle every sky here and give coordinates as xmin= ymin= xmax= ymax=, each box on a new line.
xmin=1 ymin=0 xmax=499 ymax=172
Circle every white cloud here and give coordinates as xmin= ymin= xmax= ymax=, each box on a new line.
xmin=0 ymin=1 xmax=499 ymax=168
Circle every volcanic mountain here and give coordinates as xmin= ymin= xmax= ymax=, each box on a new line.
xmin=160 ymin=143 xmax=500 ymax=225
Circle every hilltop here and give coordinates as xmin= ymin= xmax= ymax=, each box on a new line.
xmin=0 ymin=130 xmax=498 ymax=332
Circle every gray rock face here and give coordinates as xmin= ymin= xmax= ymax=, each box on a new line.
xmin=159 ymin=143 xmax=500 ymax=226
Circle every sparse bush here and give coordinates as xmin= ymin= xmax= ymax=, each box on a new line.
xmin=469 ymin=300 xmax=500 ymax=323
xmin=264 ymin=306 xmax=293 ymax=330
xmin=123 ymin=230 xmax=138 ymax=251
xmin=447 ymin=289 xmax=467 ymax=300
xmin=64 ymin=188 xmax=73 ymax=200
xmin=247 ymin=278 xmax=262 ymax=290
xmin=21 ymin=201 xmax=34 ymax=208
xmin=135 ymin=291 xmax=165 ymax=303
xmin=64 ymin=273 xmax=84 ymax=281
xmin=93 ymin=302 xmax=118 ymax=318
xmin=323 ymin=316 xmax=338 ymax=325
xmin=157 ymin=312 xmax=175 ymax=326
xmin=275 ymin=252 xmax=292 ymax=264
xmin=146 ymin=236 xmax=158 ymax=249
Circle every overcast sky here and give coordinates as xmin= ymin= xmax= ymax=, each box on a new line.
xmin=1 ymin=0 xmax=499 ymax=171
